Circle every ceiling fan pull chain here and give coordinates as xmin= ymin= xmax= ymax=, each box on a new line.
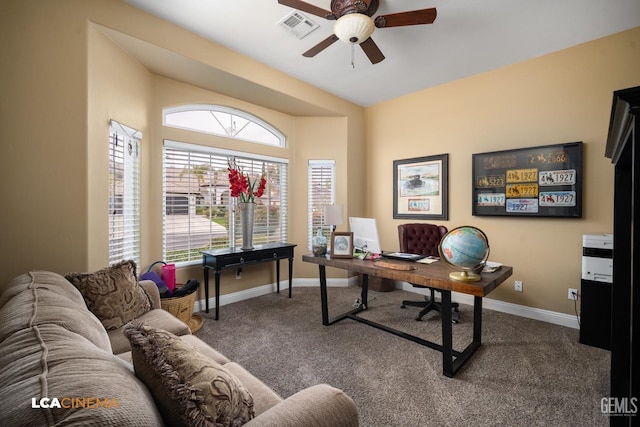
xmin=351 ymin=43 xmax=355 ymax=68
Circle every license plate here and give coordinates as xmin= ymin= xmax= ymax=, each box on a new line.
xmin=408 ymin=198 xmax=430 ymax=211
xmin=476 ymin=174 xmax=505 ymax=188
xmin=506 ymin=199 xmax=539 ymax=213
xmin=539 ymin=191 xmax=576 ymax=206
xmin=506 ymin=168 xmax=538 ymax=183
xmin=527 ymin=150 xmax=568 ymax=165
xmin=476 ymin=193 xmax=506 ymax=206
xmin=506 ymin=183 xmax=538 ymax=198
xmin=539 ymin=169 xmax=576 ymax=185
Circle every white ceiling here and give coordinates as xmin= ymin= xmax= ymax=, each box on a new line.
xmin=124 ymin=0 xmax=640 ymax=107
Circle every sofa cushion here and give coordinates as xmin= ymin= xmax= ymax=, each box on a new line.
xmin=245 ymin=384 xmax=360 ymax=427
xmin=65 ymin=260 xmax=151 ymax=331
xmin=0 ymin=271 xmax=112 ymax=352
xmin=179 ymin=334 xmax=232 ymax=365
xmin=123 ymin=320 xmax=255 ymax=427
xmin=0 ymin=272 xmax=163 ymax=426
xmin=109 ymin=307 xmax=191 ymax=355
xmin=223 ymin=362 xmax=283 ymax=416
xmin=116 ymin=334 xmax=232 ymax=365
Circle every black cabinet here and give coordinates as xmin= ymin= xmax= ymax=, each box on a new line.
xmin=605 ymin=85 xmax=640 ymax=426
xmin=579 ymin=279 xmax=611 ymax=350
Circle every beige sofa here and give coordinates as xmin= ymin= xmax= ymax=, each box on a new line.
xmin=0 ymin=270 xmax=359 ymax=426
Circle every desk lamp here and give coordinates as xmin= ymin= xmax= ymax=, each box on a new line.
xmin=323 ymin=204 xmax=344 ymax=232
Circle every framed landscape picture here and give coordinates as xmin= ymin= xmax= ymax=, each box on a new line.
xmin=393 ymin=154 xmax=448 ymax=220
xmin=472 ymin=142 xmax=583 ymax=218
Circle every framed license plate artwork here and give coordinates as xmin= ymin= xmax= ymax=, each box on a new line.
xmin=393 ymin=154 xmax=448 ymax=220
xmin=472 ymin=142 xmax=583 ymax=217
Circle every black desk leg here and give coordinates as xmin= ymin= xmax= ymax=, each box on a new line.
xmin=361 ymin=274 xmax=369 ymax=308
xmin=203 ymin=267 xmax=210 ymax=313
xmin=288 ymin=257 xmax=293 ymax=298
xmin=214 ymin=270 xmax=221 ymax=321
xmin=319 ymin=265 xmax=329 ymax=325
xmin=441 ymin=290 xmax=454 ymax=377
xmin=473 ymin=296 xmax=482 ymax=344
xmin=276 ymin=259 xmax=281 ymax=294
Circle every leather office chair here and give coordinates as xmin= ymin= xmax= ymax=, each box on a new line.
xmin=398 ymin=223 xmax=460 ymax=323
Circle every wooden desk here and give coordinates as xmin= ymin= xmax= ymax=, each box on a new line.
xmin=202 ymin=243 xmax=296 ymax=320
xmin=302 ymin=254 xmax=513 ymax=377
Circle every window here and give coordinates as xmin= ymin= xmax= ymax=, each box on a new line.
xmin=108 ymin=121 xmax=141 ymax=265
xmin=163 ymin=141 xmax=288 ymax=265
xmin=308 ymin=160 xmax=336 ymax=250
xmin=164 ymin=105 xmax=286 ymax=147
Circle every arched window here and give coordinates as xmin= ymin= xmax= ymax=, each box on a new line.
xmin=163 ymin=105 xmax=286 ymax=147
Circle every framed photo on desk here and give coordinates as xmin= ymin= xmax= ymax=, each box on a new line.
xmin=330 ymin=232 xmax=353 ymax=258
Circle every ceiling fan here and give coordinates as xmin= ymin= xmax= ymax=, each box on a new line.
xmin=278 ymin=0 xmax=437 ymax=64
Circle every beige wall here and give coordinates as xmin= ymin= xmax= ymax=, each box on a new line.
xmin=366 ymin=26 xmax=640 ymax=314
xmin=2 ymin=0 xmax=638 ymax=316
xmin=88 ymin=24 xmax=153 ymax=271
xmin=294 ymin=117 xmax=351 ymax=279
xmin=0 ymin=0 xmax=364 ymax=295
xmin=1 ymin=0 xmax=89 ymax=277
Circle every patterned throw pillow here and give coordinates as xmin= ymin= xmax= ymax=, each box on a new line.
xmin=65 ymin=260 xmax=151 ymax=331
xmin=123 ymin=320 xmax=255 ymax=427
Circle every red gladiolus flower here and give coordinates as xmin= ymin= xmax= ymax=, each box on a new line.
xmin=254 ymin=177 xmax=267 ymax=198
xmin=228 ymin=159 xmax=267 ymax=203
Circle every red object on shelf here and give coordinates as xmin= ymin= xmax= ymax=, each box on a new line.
xmin=161 ymin=263 xmax=176 ymax=294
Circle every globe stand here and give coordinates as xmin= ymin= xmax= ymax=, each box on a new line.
xmin=449 ymin=270 xmax=482 ymax=282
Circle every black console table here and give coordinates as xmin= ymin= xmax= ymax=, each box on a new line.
xmin=201 ymin=243 xmax=296 ymax=320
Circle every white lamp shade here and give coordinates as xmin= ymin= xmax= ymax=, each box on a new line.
xmin=333 ymin=13 xmax=374 ymax=44
xmin=323 ymin=204 xmax=344 ymax=226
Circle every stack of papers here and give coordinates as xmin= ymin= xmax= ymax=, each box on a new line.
xmin=483 ymin=261 xmax=503 ymax=273
xmin=416 ymin=257 xmax=439 ymax=264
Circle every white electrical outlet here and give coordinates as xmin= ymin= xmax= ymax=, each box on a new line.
xmin=568 ymin=288 xmax=578 ymax=300
xmin=514 ymin=280 xmax=523 ymax=292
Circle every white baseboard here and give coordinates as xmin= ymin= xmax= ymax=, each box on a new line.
xmin=395 ymin=282 xmax=580 ymax=329
xmin=194 ymin=278 xmax=580 ymax=330
xmin=194 ymin=282 xmax=276 ymax=312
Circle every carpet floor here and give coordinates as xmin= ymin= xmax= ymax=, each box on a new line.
xmin=193 ymin=286 xmax=610 ymax=426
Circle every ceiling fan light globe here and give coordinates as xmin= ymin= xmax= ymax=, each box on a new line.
xmin=333 ymin=13 xmax=374 ymax=44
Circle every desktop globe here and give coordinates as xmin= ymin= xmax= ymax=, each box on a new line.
xmin=438 ymin=226 xmax=490 ymax=282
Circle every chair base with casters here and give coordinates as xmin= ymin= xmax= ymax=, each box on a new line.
xmin=401 ymin=286 xmax=460 ymax=323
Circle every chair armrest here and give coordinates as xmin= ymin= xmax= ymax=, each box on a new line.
xmin=139 ymin=280 xmax=161 ymax=309
xmin=246 ymin=384 xmax=358 ymax=427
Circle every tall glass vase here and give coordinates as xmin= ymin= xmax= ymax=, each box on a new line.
xmin=239 ymin=202 xmax=255 ymax=250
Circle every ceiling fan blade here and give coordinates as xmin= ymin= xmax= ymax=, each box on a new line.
xmin=359 ymin=37 xmax=385 ymax=64
xmin=303 ymin=34 xmax=339 ymax=57
xmin=374 ymin=8 xmax=437 ymax=28
xmin=278 ymin=0 xmax=336 ymax=20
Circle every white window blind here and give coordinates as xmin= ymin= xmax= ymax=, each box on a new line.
xmin=308 ymin=160 xmax=335 ymax=250
xmin=108 ymin=121 xmax=141 ymax=265
xmin=163 ymin=140 xmax=288 ymax=264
